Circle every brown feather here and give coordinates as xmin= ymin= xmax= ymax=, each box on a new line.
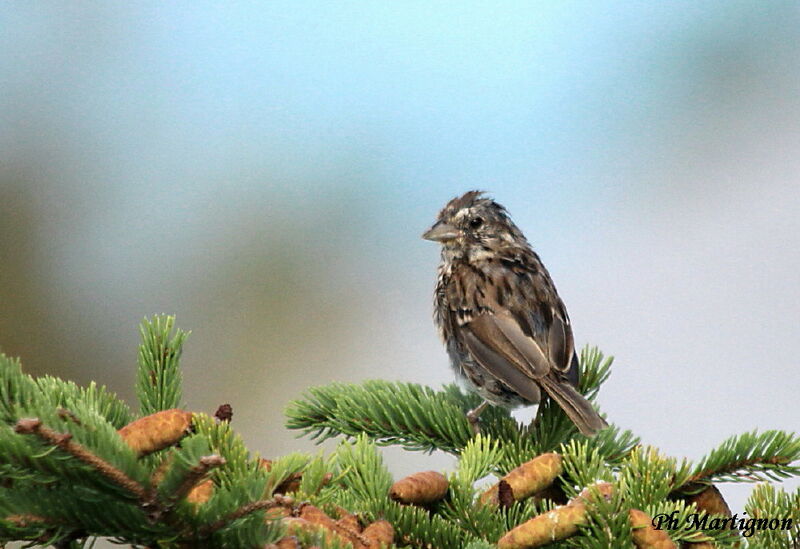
xmin=538 ymin=376 xmax=608 ymax=436
xmin=462 ymin=328 xmax=541 ymax=404
xmin=467 ymin=313 xmax=549 ymax=378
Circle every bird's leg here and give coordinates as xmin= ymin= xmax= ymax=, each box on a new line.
xmin=533 ymin=401 xmax=548 ymax=430
xmin=466 ymin=400 xmax=489 ymax=434
xmin=532 ymin=403 xmax=542 ymax=430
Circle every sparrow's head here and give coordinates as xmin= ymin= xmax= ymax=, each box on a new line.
xmin=422 ymin=191 xmax=526 ymax=257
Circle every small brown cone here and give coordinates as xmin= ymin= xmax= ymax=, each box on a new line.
xmin=297 ymin=504 xmax=365 ymax=547
xmin=575 ymin=482 xmax=615 ymax=503
xmin=298 ymin=504 xmax=339 ymax=531
xmin=283 ymin=517 xmax=313 ymax=536
xmin=629 ymin=509 xmax=678 ymax=549
xmin=265 ymin=507 xmax=291 ymax=521
xmin=274 ymin=536 xmax=301 ymax=549
xmin=361 ymin=519 xmax=394 ymax=547
xmin=150 ymin=454 xmax=173 ymax=486
xmin=389 ymin=471 xmax=448 ymax=505
xmin=275 ymin=473 xmax=302 ymax=494
xmin=118 ymin=409 xmax=193 ymax=456
xmin=264 ymin=536 xmax=301 ymax=549
xmin=481 ymin=453 xmax=563 ymax=506
xmin=687 ymin=485 xmax=731 ymax=517
xmin=497 ymin=502 xmax=588 ymax=549
xmin=5 ymin=514 xmax=47 ymax=527
xmin=285 ymin=516 xmax=353 ymax=546
xmin=336 ymin=509 xmax=362 ymax=536
xmin=185 ymin=478 xmax=214 ymax=505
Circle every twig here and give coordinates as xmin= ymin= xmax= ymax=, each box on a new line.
xmin=201 ymin=499 xmax=281 ymax=536
xmin=14 ymin=418 xmax=147 ymax=501
xmin=171 ymin=454 xmax=226 ymax=503
xmin=56 ymin=408 xmax=82 ymax=426
xmin=684 ymin=456 xmax=793 ymax=487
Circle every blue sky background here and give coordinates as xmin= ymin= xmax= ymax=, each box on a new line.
xmin=2 ymin=1 xmax=799 ymax=520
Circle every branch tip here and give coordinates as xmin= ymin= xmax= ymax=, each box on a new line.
xmin=14 ymin=417 xmax=147 ymax=501
xmin=202 ymin=499 xmax=282 ymax=536
xmin=169 ymin=453 xmax=227 ymax=503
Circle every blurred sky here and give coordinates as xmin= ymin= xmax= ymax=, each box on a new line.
xmin=2 ymin=1 xmax=799 ymax=517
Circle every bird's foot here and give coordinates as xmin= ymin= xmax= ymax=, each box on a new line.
xmin=466 ymin=410 xmax=482 ymax=434
xmin=466 ymin=401 xmax=489 ymax=435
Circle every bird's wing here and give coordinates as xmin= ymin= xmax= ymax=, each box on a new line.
xmin=462 ymin=312 xmax=552 ymax=391
xmin=491 ymin=252 xmax=576 ymax=378
xmin=449 ymin=256 xmax=577 ymax=390
xmin=546 ymin=304 xmax=575 ymax=377
xmin=461 ymin=321 xmax=542 ymax=404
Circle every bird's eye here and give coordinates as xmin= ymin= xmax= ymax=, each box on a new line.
xmin=469 ymin=217 xmax=484 ymax=229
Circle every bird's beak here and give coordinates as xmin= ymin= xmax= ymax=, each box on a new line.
xmin=422 ymin=222 xmax=459 ymax=242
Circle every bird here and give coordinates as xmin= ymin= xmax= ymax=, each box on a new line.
xmin=422 ymin=190 xmax=607 ymax=436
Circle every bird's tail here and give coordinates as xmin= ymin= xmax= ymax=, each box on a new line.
xmin=539 ymin=377 xmax=608 ymax=436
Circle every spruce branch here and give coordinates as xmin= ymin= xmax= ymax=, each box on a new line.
xmin=681 ymin=430 xmax=800 ymax=487
xmin=136 ymin=315 xmax=188 ymax=416
xmin=0 ymin=353 xmax=39 ymax=423
xmin=286 ymin=346 xmax=638 ymax=470
xmin=295 ymin=453 xmax=336 ymax=499
xmin=200 ymin=498 xmax=282 ymax=537
xmin=13 ymin=418 xmax=147 ymax=502
xmin=745 ymin=483 xmax=799 ymax=547
xmin=0 ymin=513 xmax=57 ymax=546
xmin=2 ymin=316 xmax=798 ymax=548
xmin=576 ymin=345 xmax=613 ymax=400
xmin=334 ymin=433 xmax=394 ymax=502
xmin=360 ymin=496 xmax=478 ymax=548
xmin=36 ymin=377 xmax=133 ymax=430
xmin=263 ymin=452 xmax=311 ymax=497
xmin=286 ymin=380 xmax=475 ymax=453
xmin=168 ymin=454 xmax=226 ymax=505
xmin=191 ymin=413 xmax=261 ymax=488
xmin=0 ymin=353 xmax=132 ymax=429
xmin=456 ymin=433 xmax=504 ymax=484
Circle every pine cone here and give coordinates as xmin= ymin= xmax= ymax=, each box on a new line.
xmin=629 ymin=509 xmax=677 ymax=549
xmin=389 ymin=471 xmax=449 ymax=505
xmin=480 ymin=453 xmax=563 ymax=506
xmin=118 ymin=409 xmax=193 ymax=456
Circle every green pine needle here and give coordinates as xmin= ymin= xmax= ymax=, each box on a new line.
xmin=745 ymin=483 xmax=799 ymax=547
xmin=135 ymin=315 xmax=188 ymax=416
xmin=286 ymin=380 xmax=475 ymax=453
xmin=684 ymin=430 xmax=800 ymax=486
xmin=2 ymin=316 xmax=799 ymax=549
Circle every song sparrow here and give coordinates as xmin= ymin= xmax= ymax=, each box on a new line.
xmin=423 ymin=191 xmax=607 ymax=436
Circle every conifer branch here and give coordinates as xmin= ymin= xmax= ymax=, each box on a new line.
xmin=13 ymin=418 xmax=147 ymax=501
xmin=286 ymin=380 xmax=476 ymax=453
xmin=1 ymin=513 xmax=56 ymax=544
xmin=0 ymin=353 xmax=132 ymax=429
xmin=201 ymin=499 xmax=281 ymax=536
xmin=170 ymin=454 xmax=226 ymax=504
xmin=2 ymin=317 xmax=798 ymax=548
xmin=745 ymin=483 xmax=799 ymax=547
xmin=285 ymin=347 xmax=636 ymax=467
xmin=136 ymin=315 xmax=188 ymax=416
xmin=681 ymin=430 xmax=800 ymax=487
